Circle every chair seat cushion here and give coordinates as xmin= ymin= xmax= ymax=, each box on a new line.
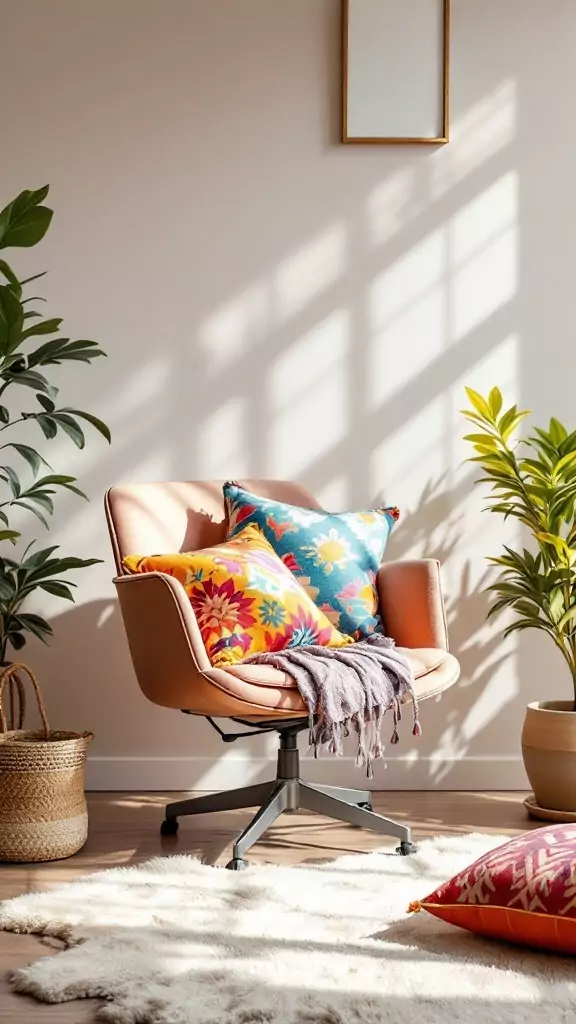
xmin=223 ymin=482 xmax=399 ymax=639
xmin=223 ymin=648 xmax=459 ymax=704
xmin=410 ymin=824 xmax=576 ymax=955
xmin=123 ymin=525 xmax=352 ymax=668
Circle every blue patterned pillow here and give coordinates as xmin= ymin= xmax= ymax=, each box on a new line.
xmin=223 ymin=483 xmax=399 ymax=638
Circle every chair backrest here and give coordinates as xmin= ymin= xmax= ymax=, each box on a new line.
xmin=105 ymin=479 xmax=320 ymax=574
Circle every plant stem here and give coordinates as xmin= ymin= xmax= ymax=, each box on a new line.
xmin=0 ymin=417 xmax=26 ymax=432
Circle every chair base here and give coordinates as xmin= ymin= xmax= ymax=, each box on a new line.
xmin=162 ymin=724 xmax=414 ymax=865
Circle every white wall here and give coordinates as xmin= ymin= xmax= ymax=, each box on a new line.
xmin=1 ymin=0 xmax=575 ymax=791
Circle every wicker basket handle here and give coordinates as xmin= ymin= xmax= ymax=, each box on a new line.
xmin=0 ymin=663 xmax=50 ymax=739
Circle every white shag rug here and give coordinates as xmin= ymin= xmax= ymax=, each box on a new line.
xmin=1 ymin=833 xmax=575 ymax=1024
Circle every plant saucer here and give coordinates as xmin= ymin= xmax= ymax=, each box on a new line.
xmin=524 ymin=793 xmax=576 ymax=823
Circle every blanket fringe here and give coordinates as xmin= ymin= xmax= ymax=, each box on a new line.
xmin=249 ymin=634 xmax=422 ymax=777
xmin=310 ymin=686 xmax=422 ymax=777
xmin=411 ymin=694 xmax=422 ymax=738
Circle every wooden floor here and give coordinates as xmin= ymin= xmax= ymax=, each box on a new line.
xmin=0 ymin=790 xmax=537 ymax=1022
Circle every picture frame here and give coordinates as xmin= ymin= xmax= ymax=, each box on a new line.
xmin=342 ymin=0 xmax=450 ymax=145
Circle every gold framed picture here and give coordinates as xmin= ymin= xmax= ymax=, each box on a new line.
xmin=342 ymin=0 xmax=450 ymax=145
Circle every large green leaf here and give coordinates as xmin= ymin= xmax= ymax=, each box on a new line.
xmin=537 ymin=532 xmax=572 ymax=560
xmin=514 ymin=599 xmax=543 ymax=618
xmin=550 ymin=480 xmax=576 ymax=515
xmin=2 ymin=369 xmax=58 ymax=399
xmin=558 ymin=606 xmax=576 ymax=632
xmin=20 ymin=544 xmax=60 ymax=569
xmin=464 ymin=387 xmax=494 ymax=422
xmin=549 ymin=417 xmax=568 ymax=446
xmin=0 ymin=284 xmax=24 ymax=355
xmin=554 ymin=450 xmax=576 ymax=478
xmin=559 ymin=429 xmax=576 ymax=457
xmin=471 ymin=459 xmax=516 ymax=478
xmin=2 ymin=443 xmax=51 ymax=476
xmin=27 ymin=404 xmax=110 ymax=452
xmin=11 ymin=499 xmax=49 ymax=529
xmin=548 ymin=588 xmax=566 ymax=623
xmin=0 ymin=464 xmax=21 ymax=496
xmin=49 ymin=555 xmax=102 ymax=571
xmin=489 ymin=581 xmax=534 ymax=599
xmin=499 ymin=410 xmax=530 ymax=441
xmin=25 ymin=555 xmax=102 ymax=583
xmin=460 ymin=410 xmax=496 ymax=429
xmin=35 ymin=413 xmax=58 ymax=440
xmin=36 ymin=393 xmax=55 ymax=412
xmin=0 ymin=187 xmax=53 ymax=250
xmin=24 ymin=491 xmax=54 ymax=514
xmin=531 ymin=428 xmax=559 ymax=455
xmin=27 ymin=338 xmax=106 ymax=368
xmin=38 ymin=580 xmax=76 ymax=601
xmin=7 ymin=631 xmax=26 ymax=651
xmin=463 ymin=433 xmax=500 ymax=447
xmin=0 ymin=259 xmax=22 ymax=298
xmin=503 ymin=618 xmax=557 ymax=639
xmin=16 ymin=612 xmax=52 ymax=643
xmin=32 ymin=473 xmax=87 ymax=500
xmin=53 ymin=413 xmax=85 ymax=448
xmin=21 ymin=317 xmax=63 ymax=340
xmin=488 ymin=387 xmax=503 ymax=418
xmin=472 ymin=443 xmax=501 ymax=457
xmin=0 ymin=575 xmax=16 ymax=599
xmin=0 ymin=529 xmax=20 ymax=544
xmin=60 ymin=408 xmax=111 ymax=443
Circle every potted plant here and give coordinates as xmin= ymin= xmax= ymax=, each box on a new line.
xmin=0 ymin=185 xmax=110 ymax=861
xmin=463 ymin=386 xmax=576 ymax=818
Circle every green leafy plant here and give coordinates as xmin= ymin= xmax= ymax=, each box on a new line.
xmin=0 ymin=186 xmax=110 ymax=663
xmin=462 ymin=386 xmax=576 ymax=706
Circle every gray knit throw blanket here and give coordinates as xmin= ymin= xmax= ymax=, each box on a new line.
xmin=245 ymin=635 xmax=421 ymax=778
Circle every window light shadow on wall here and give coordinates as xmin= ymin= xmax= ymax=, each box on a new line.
xmin=199 ymin=280 xmax=269 ymax=378
xmin=197 ymin=398 xmax=251 ymax=479
xmin=431 ymin=80 xmax=516 ymax=198
xmin=269 ymin=310 xmax=350 ymax=481
xmin=274 ymin=225 xmax=347 ymax=324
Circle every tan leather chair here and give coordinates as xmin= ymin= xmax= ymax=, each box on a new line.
xmin=106 ymin=479 xmax=460 ymax=868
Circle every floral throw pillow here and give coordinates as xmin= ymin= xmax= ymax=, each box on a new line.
xmin=223 ymin=482 xmax=399 ymax=638
xmin=123 ymin=524 xmax=352 ymax=667
xmin=409 ymin=824 xmax=576 ymax=955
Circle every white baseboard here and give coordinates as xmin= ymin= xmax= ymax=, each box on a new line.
xmin=86 ymin=755 xmax=529 ymax=792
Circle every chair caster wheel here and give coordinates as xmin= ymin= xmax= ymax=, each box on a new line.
xmin=225 ymin=858 xmax=248 ymax=871
xmin=160 ymin=817 xmax=179 ymax=836
xmin=358 ymin=801 xmax=373 ymax=812
xmin=396 ymin=841 xmax=416 ymax=856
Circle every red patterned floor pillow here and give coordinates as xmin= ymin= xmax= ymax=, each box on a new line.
xmin=409 ymin=825 xmax=576 ymax=954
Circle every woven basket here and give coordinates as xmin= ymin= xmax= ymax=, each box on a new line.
xmin=0 ymin=663 xmax=93 ymax=863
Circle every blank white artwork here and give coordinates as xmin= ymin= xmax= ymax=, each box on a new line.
xmin=345 ymin=0 xmax=446 ymax=141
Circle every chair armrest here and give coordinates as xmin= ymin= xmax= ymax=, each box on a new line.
xmin=377 ymin=559 xmax=449 ymax=651
xmin=113 ymin=573 xmax=307 ymax=717
xmin=114 ymin=572 xmax=212 ymax=706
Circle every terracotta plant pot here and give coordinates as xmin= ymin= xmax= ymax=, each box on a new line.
xmin=522 ymin=701 xmax=576 ymax=815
